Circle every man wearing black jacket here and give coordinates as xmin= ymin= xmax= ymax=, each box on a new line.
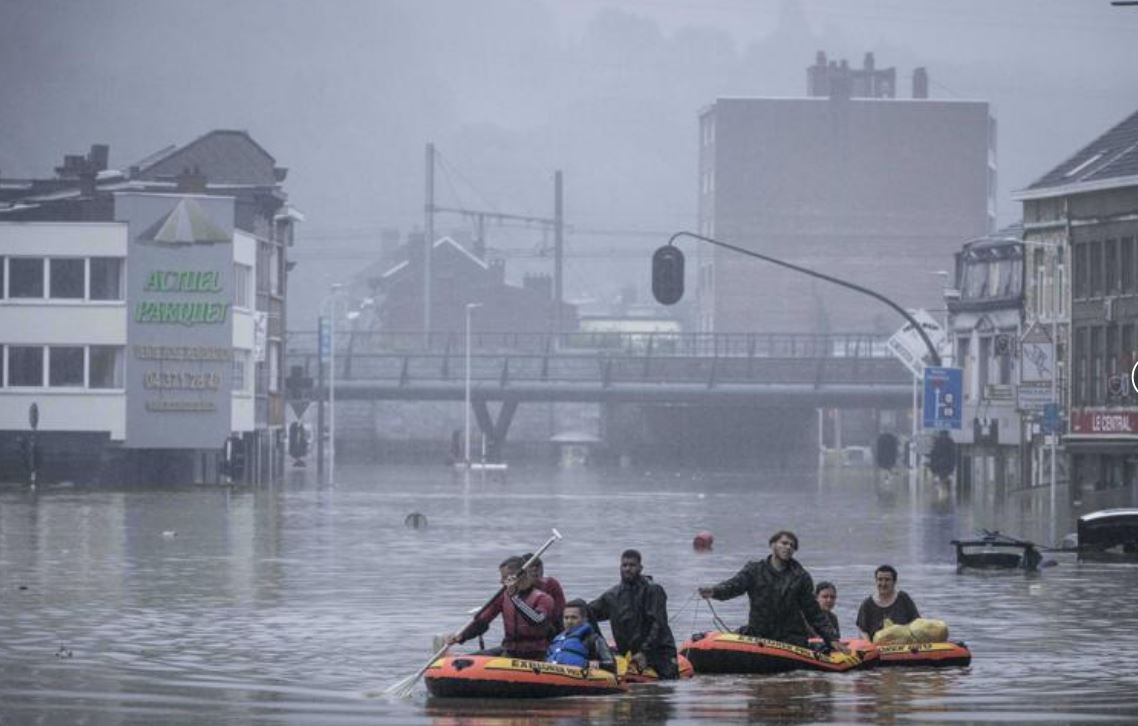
xmin=698 ymin=530 xmax=848 ymax=653
xmin=588 ymin=549 xmax=679 ymax=679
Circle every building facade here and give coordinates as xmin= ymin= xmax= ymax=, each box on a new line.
xmin=697 ymin=52 xmax=994 ymax=335
xmin=945 ymin=230 xmax=1024 ymax=509
xmin=0 ymin=132 xmax=299 ymax=485
xmin=1014 ymin=107 xmax=1138 ymax=517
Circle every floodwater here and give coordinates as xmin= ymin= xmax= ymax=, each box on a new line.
xmin=2 ymin=465 xmax=1137 ymax=725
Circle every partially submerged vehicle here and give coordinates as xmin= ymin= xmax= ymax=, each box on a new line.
xmin=1076 ymin=508 xmax=1138 ymax=561
xmin=950 ymin=530 xmax=1044 ymax=571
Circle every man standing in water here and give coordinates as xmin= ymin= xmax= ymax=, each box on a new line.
xmin=588 ymin=549 xmax=680 ymax=679
xmin=856 ymin=565 xmax=920 ymax=641
xmin=698 ymin=530 xmax=848 ymax=653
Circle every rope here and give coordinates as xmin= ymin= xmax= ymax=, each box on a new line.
xmin=668 ymin=591 xmax=699 ymax=626
xmin=704 ymin=597 xmax=732 ymax=632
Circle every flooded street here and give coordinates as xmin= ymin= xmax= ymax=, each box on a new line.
xmin=2 ymin=465 xmax=1138 ymax=724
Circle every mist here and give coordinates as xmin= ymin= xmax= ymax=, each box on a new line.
xmin=3 ymin=0 xmax=1135 ymax=327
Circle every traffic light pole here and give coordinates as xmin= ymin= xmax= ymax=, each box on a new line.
xmin=660 ymin=231 xmax=943 ymax=366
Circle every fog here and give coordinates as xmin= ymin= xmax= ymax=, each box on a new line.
xmin=2 ymin=0 xmax=1136 ymax=327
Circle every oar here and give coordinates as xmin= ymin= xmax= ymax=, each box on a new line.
xmin=375 ymin=528 xmax=563 ymax=698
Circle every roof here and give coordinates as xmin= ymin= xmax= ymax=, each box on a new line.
xmin=132 ymin=130 xmax=283 ymax=186
xmin=138 ymin=198 xmax=231 ymax=245
xmin=379 ymin=236 xmax=488 ymax=279
xmin=1015 ymin=107 xmax=1138 ymax=199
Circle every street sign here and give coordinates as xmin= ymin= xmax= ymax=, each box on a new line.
xmin=319 ymin=317 xmax=331 ymax=363
xmin=887 ymin=309 xmax=947 ymax=379
xmin=923 ymin=366 xmax=963 ymax=430
xmin=1042 ymin=403 xmax=1062 ymax=434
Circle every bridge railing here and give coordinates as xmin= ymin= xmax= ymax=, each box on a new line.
xmin=286 ymin=330 xmax=892 ymax=359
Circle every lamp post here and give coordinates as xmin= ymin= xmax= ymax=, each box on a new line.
xmin=322 ymin=283 xmax=345 ymax=484
xmin=464 ymin=302 xmax=483 ymax=466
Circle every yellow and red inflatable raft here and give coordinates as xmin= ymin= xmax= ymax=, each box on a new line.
xmin=424 ymin=653 xmax=694 ymax=698
xmin=681 ymin=631 xmax=879 ymax=674
xmin=425 ymin=656 xmax=626 ymax=698
xmin=846 ymin=638 xmax=971 ymax=668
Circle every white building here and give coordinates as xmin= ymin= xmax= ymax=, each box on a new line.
xmin=0 ymin=196 xmax=261 ymax=484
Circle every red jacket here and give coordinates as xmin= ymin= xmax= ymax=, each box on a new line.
xmin=460 ymin=586 xmax=555 ymax=655
xmin=538 ymin=576 xmax=566 ymax=628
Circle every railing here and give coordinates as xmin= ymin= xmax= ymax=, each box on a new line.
xmin=285 ymin=330 xmax=893 ymax=359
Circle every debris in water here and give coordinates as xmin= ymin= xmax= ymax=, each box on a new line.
xmin=405 ymin=513 xmax=428 ymax=530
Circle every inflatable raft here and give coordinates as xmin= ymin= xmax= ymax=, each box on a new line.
xmin=847 ymin=638 xmax=971 ymax=668
xmin=618 ymin=653 xmax=696 ymax=683
xmin=424 ymin=655 xmax=627 ymax=698
xmin=680 ymin=631 xmax=878 ymax=674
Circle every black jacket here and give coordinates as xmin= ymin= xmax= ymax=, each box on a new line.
xmin=587 ymin=575 xmax=677 ymax=659
xmin=709 ymin=557 xmax=838 ymax=646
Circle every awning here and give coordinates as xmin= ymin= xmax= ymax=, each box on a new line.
xmin=1063 ymin=434 xmax=1138 ymax=454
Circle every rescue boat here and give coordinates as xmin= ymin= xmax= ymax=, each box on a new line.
xmin=617 ymin=653 xmax=696 ymax=683
xmin=424 ymin=655 xmax=627 ymax=698
xmin=680 ymin=631 xmax=879 ymax=674
xmin=846 ymin=638 xmax=971 ymax=668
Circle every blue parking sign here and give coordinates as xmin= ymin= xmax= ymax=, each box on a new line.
xmin=923 ymin=366 xmax=963 ymax=430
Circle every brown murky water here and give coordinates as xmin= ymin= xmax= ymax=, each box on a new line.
xmin=2 ymin=465 xmax=1136 ymax=724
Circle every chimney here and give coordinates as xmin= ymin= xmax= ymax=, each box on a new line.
xmin=88 ymin=144 xmax=109 ymax=172
xmin=830 ymin=60 xmax=852 ymax=101
xmin=489 ymin=259 xmax=506 ymax=286
xmin=807 ymin=50 xmax=829 ymax=97
xmin=912 ymin=67 xmax=929 ymax=99
xmin=863 ymin=52 xmax=875 ymax=73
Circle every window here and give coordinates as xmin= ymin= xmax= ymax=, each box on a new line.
xmin=957 ymin=337 xmax=972 ymax=401
xmin=49 ymin=258 xmax=85 ymax=299
xmin=1092 ymin=326 xmax=1104 ymax=404
xmin=0 ymin=256 xmax=5 ymax=299
xmin=8 ymin=346 xmax=44 ymax=386
xmin=90 ymin=258 xmax=124 ymax=300
xmin=269 ymin=245 xmax=281 ymax=296
xmin=49 ymin=346 xmax=84 ymax=387
xmin=1033 ymin=248 xmax=1045 ymax=316
xmin=9 ymin=257 xmax=44 ymax=298
xmin=233 ymin=350 xmax=249 ymax=392
xmin=1073 ymin=244 xmax=1086 ymax=299
xmin=998 ymin=333 xmax=1013 ymax=385
xmin=978 ymin=336 xmax=991 ymax=391
xmin=1089 ymin=241 xmax=1103 ymax=296
xmin=1074 ymin=327 xmax=1087 ymax=406
xmin=268 ymin=342 xmax=280 ymax=393
xmin=1105 ymin=240 xmax=1118 ymax=295
xmin=234 ymin=264 xmax=252 ymax=308
xmin=1123 ymin=237 xmax=1135 ymax=294
xmin=88 ymin=346 xmax=123 ymax=388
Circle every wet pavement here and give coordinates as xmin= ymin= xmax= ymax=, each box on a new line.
xmin=2 ymin=464 xmax=1137 ymax=724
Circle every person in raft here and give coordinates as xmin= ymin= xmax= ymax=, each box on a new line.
xmin=588 ymin=549 xmax=680 ymax=679
xmin=546 ymin=599 xmax=617 ymax=673
xmin=698 ymin=530 xmax=849 ymax=653
xmin=447 ymin=555 xmax=555 ymax=661
xmin=521 ymin=552 xmax=566 ymax=628
xmin=856 ymin=565 xmax=920 ymax=641
xmin=806 ymin=580 xmax=840 ymax=640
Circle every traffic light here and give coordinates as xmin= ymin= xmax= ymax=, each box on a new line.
xmin=928 ymin=431 xmax=956 ymax=478
xmin=874 ymin=432 xmax=899 ymax=470
xmin=652 ymin=245 xmax=685 ymax=305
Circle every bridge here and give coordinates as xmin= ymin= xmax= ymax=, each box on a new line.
xmin=284 ymin=330 xmax=911 ymax=407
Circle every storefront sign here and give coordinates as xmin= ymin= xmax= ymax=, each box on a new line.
xmin=119 ymin=194 xmax=236 ymax=449
xmin=1070 ymin=409 xmax=1138 ymax=435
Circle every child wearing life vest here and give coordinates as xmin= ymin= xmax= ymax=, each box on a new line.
xmin=547 ymin=599 xmax=617 ymax=673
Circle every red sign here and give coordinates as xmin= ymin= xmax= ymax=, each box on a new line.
xmin=1070 ymin=409 xmax=1138 ymax=435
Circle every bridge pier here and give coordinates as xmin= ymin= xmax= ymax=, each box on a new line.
xmin=472 ymin=399 xmax=519 ymax=463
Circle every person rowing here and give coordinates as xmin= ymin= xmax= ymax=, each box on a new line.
xmin=446 ymin=555 xmax=556 ymax=661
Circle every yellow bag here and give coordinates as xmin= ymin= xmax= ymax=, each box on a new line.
xmin=871 ymin=619 xmax=913 ymax=644
xmin=908 ymin=618 xmax=949 ymax=643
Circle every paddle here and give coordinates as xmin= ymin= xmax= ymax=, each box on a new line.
xmin=376 ymin=528 xmax=563 ymax=698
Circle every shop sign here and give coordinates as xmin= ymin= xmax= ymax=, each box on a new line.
xmin=119 ymin=194 xmax=236 ymax=449
xmin=1070 ymin=409 xmax=1138 ymax=435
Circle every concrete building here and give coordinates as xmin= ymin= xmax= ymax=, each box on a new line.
xmin=1013 ymin=106 xmax=1138 ymax=517
xmin=0 ymin=132 xmax=300 ymax=485
xmin=697 ymin=52 xmax=994 ymax=335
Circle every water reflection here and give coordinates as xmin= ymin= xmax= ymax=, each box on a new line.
xmin=2 ymin=465 xmax=1137 ymax=724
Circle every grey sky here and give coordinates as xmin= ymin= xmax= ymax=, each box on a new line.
xmin=2 ymin=0 xmax=1136 ymax=324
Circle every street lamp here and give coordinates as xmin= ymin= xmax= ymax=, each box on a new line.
xmin=322 ymin=282 xmax=345 ymax=484
xmin=464 ymin=302 xmax=483 ymax=466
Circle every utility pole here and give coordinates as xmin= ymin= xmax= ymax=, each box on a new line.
xmin=554 ymin=170 xmax=564 ymax=337
xmin=424 ymin=142 xmax=435 ymax=349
